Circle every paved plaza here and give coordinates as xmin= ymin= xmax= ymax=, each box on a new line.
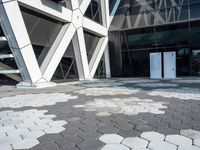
xmin=0 ymin=78 xmax=200 ymax=150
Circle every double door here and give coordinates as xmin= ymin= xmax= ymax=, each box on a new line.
xmin=150 ymin=52 xmax=176 ymax=79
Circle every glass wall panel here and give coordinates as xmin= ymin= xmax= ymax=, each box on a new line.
xmin=156 ymin=23 xmax=189 ymax=48
xmin=21 ymin=7 xmax=63 ymax=66
xmin=190 ymin=3 xmax=200 ymax=20
xmin=85 ymin=0 xmax=103 ymax=24
xmin=126 ymin=27 xmax=156 ymax=50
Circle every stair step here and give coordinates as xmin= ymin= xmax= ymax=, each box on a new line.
xmin=0 ymin=36 xmax=7 ymax=41
xmin=0 ymin=54 xmax=14 ymax=59
xmin=0 ymin=69 xmax=20 ymax=74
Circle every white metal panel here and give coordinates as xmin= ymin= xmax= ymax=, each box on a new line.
xmin=164 ymin=52 xmax=176 ymax=79
xmin=150 ymin=52 xmax=162 ymax=79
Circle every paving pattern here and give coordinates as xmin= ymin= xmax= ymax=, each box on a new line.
xmin=99 ymin=130 xmax=200 ymax=150
xmin=135 ymin=83 xmax=178 ymax=87
xmin=0 ymin=93 xmax=77 ymax=108
xmin=148 ymin=88 xmax=200 ymax=100
xmin=74 ymin=87 xmax=140 ymax=96
xmin=0 ymin=77 xmax=199 ymax=150
xmin=0 ymin=110 xmax=67 ymax=150
xmin=74 ymin=97 xmax=168 ymax=116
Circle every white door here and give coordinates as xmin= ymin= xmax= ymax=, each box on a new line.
xmin=150 ymin=52 xmax=162 ymax=79
xmin=164 ymin=52 xmax=176 ymax=79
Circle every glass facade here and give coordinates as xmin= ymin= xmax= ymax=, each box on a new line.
xmin=109 ymin=0 xmax=200 ymax=77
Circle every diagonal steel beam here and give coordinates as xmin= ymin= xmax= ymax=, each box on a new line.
xmin=89 ymin=37 xmax=108 ymax=77
xmin=0 ymin=1 xmax=43 ymax=83
xmin=72 ymin=27 xmax=91 ymax=80
xmin=79 ymin=0 xmax=91 ymax=14
xmin=83 ymin=17 xmax=108 ymax=37
xmin=18 ymin=0 xmax=72 ymax=23
xmin=42 ymin=23 xmax=76 ymax=81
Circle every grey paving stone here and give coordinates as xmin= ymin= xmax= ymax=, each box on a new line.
xmin=101 ymin=143 xmax=129 ymax=150
xmin=156 ymin=126 xmax=179 ymax=135
xmin=55 ymin=137 xmax=81 ymax=150
xmin=135 ymin=125 xmax=156 ymax=132
xmin=77 ymin=140 xmax=104 ymax=150
xmin=118 ymin=129 xmax=142 ymax=138
xmin=37 ymin=134 xmax=63 ymax=144
xmin=78 ymin=131 xmax=102 ymax=141
xmin=114 ymin=122 xmax=136 ymax=131
xmin=98 ymin=126 xmax=120 ymax=134
xmin=170 ymin=122 xmax=191 ymax=130
xmin=149 ymin=120 xmax=169 ymax=128
xmin=30 ymin=141 xmax=60 ymax=150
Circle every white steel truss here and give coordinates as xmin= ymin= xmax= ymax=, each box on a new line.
xmin=0 ymin=0 xmax=121 ymax=88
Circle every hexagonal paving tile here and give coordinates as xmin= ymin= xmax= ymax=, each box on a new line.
xmin=140 ymin=131 xmax=165 ymax=141
xmin=0 ymin=144 xmax=12 ymax=150
xmin=0 ymin=109 xmax=67 ymax=149
xmin=12 ymin=139 xmax=39 ymax=149
xmin=0 ymin=93 xmax=77 ymax=108
xmin=178 ymin=145 xmax=200 ymax=150
xmin=194 ymin=139 xmax=200 ymax=147
xmin=165 ymin=135 xmax=192 ymax=146
xmin=180 ymin=129 xmax=200 ymax=139
xmin=122 ymin=137 xmax=149 ymax=149
xmin=99 ymin=134 xmax=124 ymax=144
xmin=148 ymin=141 xmax=177 ymax=150
xmin=101 ymin=143 xmax=129 ymax=150
xmin=74 ymin=97 xmax=168 ymax=116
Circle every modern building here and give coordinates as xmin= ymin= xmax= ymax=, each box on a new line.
xmin=0 ymin=0 xmax=200 ymax=88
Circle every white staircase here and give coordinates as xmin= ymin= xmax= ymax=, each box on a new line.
xmin=0 ymin=36 xmax=22 ymax=82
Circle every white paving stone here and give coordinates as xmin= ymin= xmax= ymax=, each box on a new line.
xmin=99 ymin=134 xmax=124 ymax=144
xmin=48 ymin=120 xmax=68 ymax=127
xmin=74 ymin=97 xmax=168 ymax=116
xmin=148 ymin=141 xmax=177 ymax=150
xmin=44 ymin=126 xmax=65 ymax=134
xmin=0 ymin=144 xmax=12 ymax=150
xmin=148 ymin=88 xmax=200 ymax=100
xmin=0 ymin=109 xmax=67 ymax=149
xmin=194 ymin=139 xmax=200 ymax=147
xmin=140 ymin=131 xmax=165 ymax=141
xmin=21 ymin=131 xmax=45 ymax=139
xmin=101 ymin=143 xmax=130 ymax=150
xmin=165 ymin=135 xmax=193 ymax=146
xmin=12 ymin=139 xmax=39 ymax=149
xmin=0 ymin=93 xmax=77 ymax=108
xmin=122 ymin=137 xmax=149 ymax=149
xmin=74 ymin=87 xmax=141 ymax=96
xmin=180 ymin=129 xmax=200 ymax=139
xmin=178 ymin=145 xmax=200 ymax=150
